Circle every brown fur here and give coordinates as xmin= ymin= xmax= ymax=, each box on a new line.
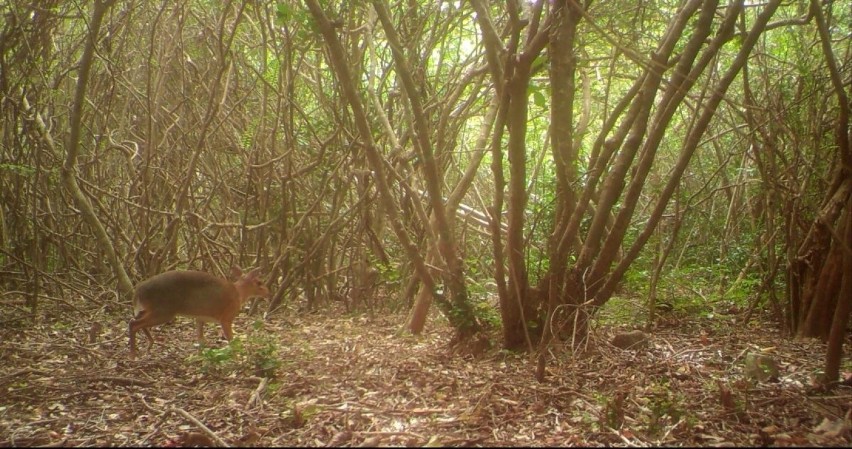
xmin=128 ymin=267 xmax=270 ymax=358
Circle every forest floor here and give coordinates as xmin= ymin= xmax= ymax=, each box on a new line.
xmin=1 ymin=290 xmax=851 ymax=447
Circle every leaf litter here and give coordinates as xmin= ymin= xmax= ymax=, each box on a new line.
xmin=0 ymin=293 xmax=850 ymax=447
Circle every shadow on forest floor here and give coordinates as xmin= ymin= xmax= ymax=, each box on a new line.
xmin=1 ymin=289 xmax=850 ymax=447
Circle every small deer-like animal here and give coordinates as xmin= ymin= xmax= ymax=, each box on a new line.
xmin=128 ymin=267 xmax=269 ymax=358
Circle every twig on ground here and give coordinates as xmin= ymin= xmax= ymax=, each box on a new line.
xmin=171 ymin=406 xmax=230 ymax=447
xmin=247 ymin=377 xmax=269 ymax=410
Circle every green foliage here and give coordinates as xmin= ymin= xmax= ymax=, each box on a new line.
xmin=619 ymin=207 xmax=765 ymax=320
xmin=279 ymin=399 xmax=320 ymax=428
xmin=239 ymin=127 xmax=255 ymax=151
xmin=530 ymin=84 xmax=548 ymax=109
xmin=194 ymin=338 xmax=244 ymax=375
xmin=465 ymin=278 xmax=501 ymax=328
xmin=248 ymin=321 xmax=284 ymax=378
xmin=371 ymin=256 xmax=401 ymax=286
xmin=0 ymin=163 xmax=36 ymax=177
xmin=637 ymin=379 xmax=687 ymax=437
xmin=584 ymin=391 xmax=609 ymax=432
xmin=275 ymin=2 xmax=294 ymax=25
xmin=446 ymin=301 xmax=466 ymax=324
xmin=597 ymin=295 xmax=644 ymax=326
xmin=472 ymin=298 xmax=501 ymax=328
xmin=263 ymin=57 xmax=280 ymax=86
xmin=622 ymin=267 xmax=650 ymax=296
xmin=190 ymin=324 xmax=282 ymax=378
xmin=51 ymin=322 xmax=72 ymax=331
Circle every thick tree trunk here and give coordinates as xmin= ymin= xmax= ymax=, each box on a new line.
xmin=793 ymin=175 xmax=852 ymax=338
xmin=544 ymin=0 xmax=579 ymax=296
xmin=537 ymin=0 xmax=580 ymax=377
xmin=823 ymin=204 xmax=852 ymax=384
xmin=408 ymin=223 xmax=440 ymax=334
xmin=503 ymin=65 xmax=534 ymax=351
xmin=474 ymin=1 xmax=550 ymax=351
xmin=793 ymin=0 xmax=852 ymax=341
xmin=500 ymin=2 xmax=550 ymax=350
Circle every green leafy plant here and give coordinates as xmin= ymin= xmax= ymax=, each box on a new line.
xmin=638 ymin=379 xmax=687 ymax=437
xmin=472 ymin=299 xmax=502 ymax=328
xmin=247 ymin=321 xmax=283 ymax=378
xmin=597 ymin=295 xmax=645 ymax=327
xmin=193 ymin=337 xmax=245 ymax=375
xmin=0 ymin=163 xmax=36 ymax=177
xmin=189 ymin=323 xmax=282 ymax=378
xmin=372 ymin=256 xmax=401 ymax=285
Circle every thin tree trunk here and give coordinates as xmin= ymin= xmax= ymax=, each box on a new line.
xmin=587 ymin=0 xmax=720 ymax=292
xmin=304 ymin=0 xmax=479 ymax=340
xmin=152 ymin=0 xmax=247 ymax=274
xmin=56 ymin=0 xmax=134 ymax=299
xmin=370 ymin=0 xmax=481 ymax=338
xmin=593 ymin=0 xmax=781 ymax=307
xmin=409 ymin=100 xmax=497 ymax=335
xmin=647 ymin=194 xmax=683 ymax=331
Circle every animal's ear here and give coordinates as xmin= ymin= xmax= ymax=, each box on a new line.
xmin=246 ymin=268 xmax=262 ymax=279
xmin=230 ymin=266 xmax=243 ymax=280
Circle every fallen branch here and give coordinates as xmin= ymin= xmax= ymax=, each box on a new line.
xmin=135 ymin=397 xmax=229 ymax=447
xmin=247 ymin=377 xmax=269 ymax=410
xmin=137 ymin=397 xmax=170 ymax=446
xmin=171 ymin=406 xmax=230 ymax=448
